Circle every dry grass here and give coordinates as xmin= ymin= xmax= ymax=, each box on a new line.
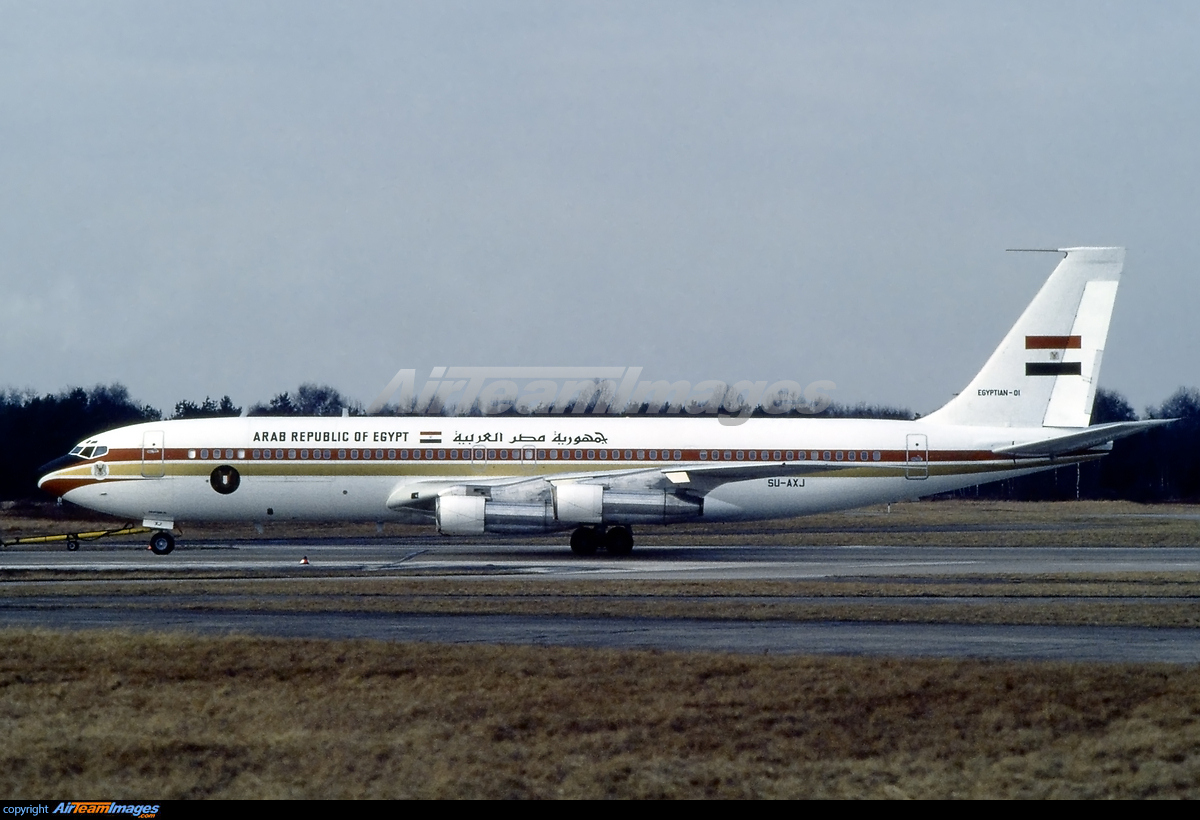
xmin=4 ymin=628 xmax=1200 ymax=798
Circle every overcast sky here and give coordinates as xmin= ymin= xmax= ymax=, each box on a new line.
xmin=2 ymin=1 xmax=1197 ymax=416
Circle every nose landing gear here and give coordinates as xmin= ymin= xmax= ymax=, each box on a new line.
xmin=149 ymin=531 xmax=176 ymax=555
xmin=570 ymin=525 xmax=634 ymax=557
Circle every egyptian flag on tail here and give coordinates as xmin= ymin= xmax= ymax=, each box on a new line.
xmin=1025 ymin=335 xmax=1083 ymax=376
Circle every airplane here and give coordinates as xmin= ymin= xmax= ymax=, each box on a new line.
xmin=37 ymin=247 xmax=1169 ymax=556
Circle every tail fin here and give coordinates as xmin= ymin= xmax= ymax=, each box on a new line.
xmin=925 ymin=247 xmax=1124 ymax=428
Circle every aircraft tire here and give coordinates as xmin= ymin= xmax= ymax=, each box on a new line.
xmin=149 ymin=531 xmax=175 ymax=556
xmin=570 ymin=527 xmax=600 ymax=556
xmin=604 ymin=526 xmax=634 ymax=557
xmin=66 ymin=536 xmax=79 ymax=552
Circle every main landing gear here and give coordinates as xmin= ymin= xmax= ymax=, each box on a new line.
xmin=570 ymin=525 xmax=634 ymax=557
xmin=149 ymin=530 xmax=176 ymax=555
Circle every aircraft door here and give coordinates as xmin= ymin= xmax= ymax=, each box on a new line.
xmin=142 ymin=431 xmax=166 ymax=478
xmin=905 ymin=433 xmax=929 ymax=480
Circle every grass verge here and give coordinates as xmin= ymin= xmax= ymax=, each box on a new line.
xmin=4 ymin=628 xmax=1200 ymax=798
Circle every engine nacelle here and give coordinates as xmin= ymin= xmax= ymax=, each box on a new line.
xmin=436 ymin=494 xmax=485 ymax=535
xmin=602 ymin=491 xmax=701 ymax=524
xmin=436 ymin=494 xmax=554 ymax=535
xmin=553 ymin=483 xmax=701 ymax=525
xmin=553 ymin=483 xmax=603 ymax=523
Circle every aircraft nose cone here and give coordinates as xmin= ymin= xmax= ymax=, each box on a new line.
xmin=37 ymin=454 xmax=82 ymax=496
xmin=38 ymin=454 xmax=80 ymax=478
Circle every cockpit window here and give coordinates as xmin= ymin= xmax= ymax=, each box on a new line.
xmin=79 ymin=446 xmax=95 ymax=458
xmin=92 ymin=446 xmax=108 ymax=458
xmin=69 ymin=446 xmax=84 ymax=455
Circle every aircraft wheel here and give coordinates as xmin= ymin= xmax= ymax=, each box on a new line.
xmin=149 ymin=531 xmax=175 ymax=555
xmin=570 ymin=527 xmax=600 ymax=556
xmin=66 ymin=536 xmax=79 ymax=552
xmin=604 ymin=526 xmax=634 ymax=557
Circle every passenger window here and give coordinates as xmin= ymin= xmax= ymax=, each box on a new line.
xmin=873 ymin=451 xmax=881 ymax=461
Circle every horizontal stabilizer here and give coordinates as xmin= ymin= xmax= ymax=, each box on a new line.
xmin=993 ymin=419 xmax=1173 ymax=458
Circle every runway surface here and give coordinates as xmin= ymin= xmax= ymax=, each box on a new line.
xmin=5 ymin=539 xmax=1200 ymax=663
xmin=2 ymin=604 xmax=1198 ymax=664
xmin=8 ymin=539 xmax=1200 ymax=579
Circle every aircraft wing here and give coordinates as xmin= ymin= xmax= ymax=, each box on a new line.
xmin=384 ymin=461 xmax=856 ymax=511
xmin=646 ymin=459 xmax=872 ymax=491
xmin=993 ymin=419 xmax=1174 ymax=458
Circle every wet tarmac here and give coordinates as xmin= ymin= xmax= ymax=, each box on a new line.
xmin=4 ymin=539 xmax=1200 ymax=662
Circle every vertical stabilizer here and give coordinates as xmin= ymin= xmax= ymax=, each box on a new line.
xmin=924 ymin=247 xmax=1124 ymax=428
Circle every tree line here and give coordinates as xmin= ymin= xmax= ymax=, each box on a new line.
xmin=0 ymin=383 xmax=1197 ymax=502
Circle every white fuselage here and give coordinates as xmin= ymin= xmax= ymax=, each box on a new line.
xmin=41 ymin=414 xmax=1083 ymax=531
